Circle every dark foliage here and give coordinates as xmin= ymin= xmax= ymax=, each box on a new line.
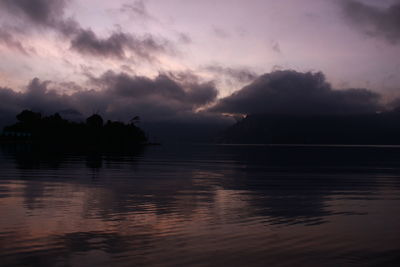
xmin=1 ymin=110 xmax=147 ymax=148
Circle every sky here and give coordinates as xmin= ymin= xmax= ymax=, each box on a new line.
xmin=0 ymin=0 xmax=399 ymax=126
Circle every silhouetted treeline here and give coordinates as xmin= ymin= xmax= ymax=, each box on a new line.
xmin=1 ymin=110 xmax=147 ymax=148
xmin=220 ymin=112 xmax=400 ymax=145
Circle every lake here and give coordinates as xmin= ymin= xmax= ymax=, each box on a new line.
xmin=0 ymin=144 xmax=400 ymax=266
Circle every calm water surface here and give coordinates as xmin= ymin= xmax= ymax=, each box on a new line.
xmin=0 ymin=144 xmax=400 ymax=266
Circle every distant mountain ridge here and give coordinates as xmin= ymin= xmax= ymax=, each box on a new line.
xmin=220 ymin=112 xmax=400 ymax=145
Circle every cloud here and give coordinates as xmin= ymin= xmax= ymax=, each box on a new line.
xmin=0 ymin=87 xmax=23 ymax=126
xmin=0 ymin=71 xmax=220 ymax=128
xmin=0 ymin=0 xmax=68 ymax=27
xmin=0 ymin=27 xmax=34 ymax=55
xmin=210 ymin=70 xmax=381 ymax=115
xmin=271 ymin=41 xmax=281 ymax=53
xmin=212 ymin=27 xmax=230 ymax=39
xmin=0 ymin=78 xmax=79 ymax=127
xmin=69 ymin=28 xmax=170 ymax=60
xmin=340 ymin=0 xmax=400 ymax=43
xmin=178 ymin=33 xmax=192 ymax=44
xmin=91 ymin=71 xmax=218 ymax=108
xmin=204 ymin=65 xmax=258 ymax=84
xmin=120 ymin=0 xmax=153 ymax=21
xmin=0 ymin=0 xmax=174 ymax=61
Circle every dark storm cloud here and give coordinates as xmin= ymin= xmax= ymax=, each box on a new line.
xmin=341 ymin=0 xmax=400 ymax=43
xmin=69 ymin=29 xmax=169 ymax=60
xmin=0 ymin=72 xmax=219 ymax=128
xmin=210 ymin=70 xmax=381 ymax=115
xmin=91 ymin=71 xmax=217 ymax=107
xmin=0 ymin=78 xmax=80 ymax=127
xmin=21 ymin=78 xmax=75 ymax=113
xmin=0 ymin=87 xmax=23 ymax=126
xmin=68 ymin=26 xmax=171 ymax=60
xmin=204 ymin=65 xmax=258 ymax=83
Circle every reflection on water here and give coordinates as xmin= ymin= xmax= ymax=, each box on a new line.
xmin=0 ymin=144 xmax=400 ymax=266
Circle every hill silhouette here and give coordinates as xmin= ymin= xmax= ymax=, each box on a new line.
xmin=1 ymin=110 xmax=147 ymax=148
xmin=220 ymin=112 xmax=400 ymax=145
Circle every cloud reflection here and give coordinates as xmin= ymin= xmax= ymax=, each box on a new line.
xmin=1 ymin=144 xmax=400 ymax=266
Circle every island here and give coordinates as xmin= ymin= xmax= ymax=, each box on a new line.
xmin=1 ymin=110 xmax=148 ymax=149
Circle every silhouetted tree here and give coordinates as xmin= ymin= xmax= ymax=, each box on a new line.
xmin=16 ymin=110 xmax=41 ymax=124
xmin=2 ymin=110 xmax=148 ymax=148
xmin=86 ymin=114 xmax=103 ymax=128
xmin=130 ymin=116 xmax=140 ymax=125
